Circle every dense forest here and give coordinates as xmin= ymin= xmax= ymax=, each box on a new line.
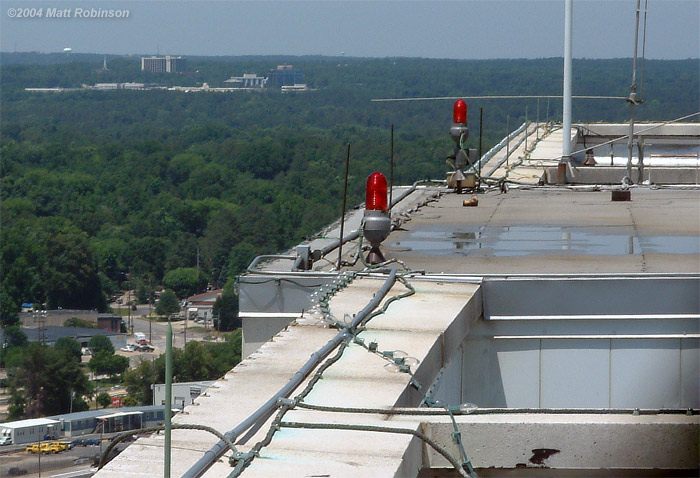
xmin=1 ymin=53 xmax=698 ymax=321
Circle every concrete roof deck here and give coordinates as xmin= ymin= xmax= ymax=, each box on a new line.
xmin=94 ymin=278 xmax=481 ymax=477
xmin=384 ymin=187 xmax=700 ymax=275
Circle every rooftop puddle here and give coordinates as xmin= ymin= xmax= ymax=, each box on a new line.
xmin=390 ymin=226 xmax=700 ymax=257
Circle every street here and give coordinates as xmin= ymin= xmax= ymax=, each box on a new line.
xmin=112 ymin=303 xmax=220 ymax=358
xmin=0 ymin=437 xmax=131 ymax=477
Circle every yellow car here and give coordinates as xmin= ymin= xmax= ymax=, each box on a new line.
xmin=25 ymin=442 xmax=62 ymax=454
xmin=49 ymin=441 xmax=68 ymax=452
xmin=25 ymin=443 xmax=41 ymax=453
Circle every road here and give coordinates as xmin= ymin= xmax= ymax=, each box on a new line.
xmin=111 ymin=303 xmax=219 ymax=362
xmin=0 ymin=437 xmax=131 ymax=477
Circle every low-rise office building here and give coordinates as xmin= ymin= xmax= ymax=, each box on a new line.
xmin=0 ymin=418 xmax=60 ymax=445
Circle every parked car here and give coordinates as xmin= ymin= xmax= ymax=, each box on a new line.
xmin=26 ymin=442 xmax=61 ymax=454
xmin=72 ymin=438 xmax=89 ymax=447
xmin=49 ymin=441 xmax=68 ymax=452
xmin=138 ymin=344 xmax=155 ymax=352
xmin=120 ymin=344 xmax=138 ymax=352
xmin=58 ymin=440 xmax=73 ymax=450
xmin=25 ymin=443 xmax=40 ymax=453
xmin=0 ymin=436 xmax=12 ymax=445
xmin=86 ymin=439 xmax=100 ymax=446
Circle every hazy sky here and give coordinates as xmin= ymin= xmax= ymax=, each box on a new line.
xmin=1 ymin=0 xmax=698 ymax=59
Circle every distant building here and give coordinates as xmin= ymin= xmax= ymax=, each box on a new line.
xmin=223 ymin=73 xmax=267 ymax=88
xmin=281 ymin=84 xmax=309 ymax=92
xmin=185 ymin=289 xmax=222 ymax=321
xmin=153 ymin=381 xmax=215 ymax=409
xmin=18 ymin=309 xmax=122 ymax=331
xmin=267 ymin=65 xmax=303 ymax=88
xmin=0 ymin=326 xmax=126 ymax=350
xmin=0 ymin=418 xmax=60 ymax=444
xmin=50 ymin=406 xmax=169 ymax=437
xmin=141 ymin=56 xmax=187 ymax=73
xmin=19 ymin=309 xmax=98 ymax=328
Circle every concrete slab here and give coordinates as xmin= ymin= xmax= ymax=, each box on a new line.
xmin=384 ymin=188 xmax=700 ymax=274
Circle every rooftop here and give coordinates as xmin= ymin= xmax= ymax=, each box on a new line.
xmin=94 ymin=122 xmax=700 ymax=477
xmin=0 ymin=418 xmax=60 ymax=429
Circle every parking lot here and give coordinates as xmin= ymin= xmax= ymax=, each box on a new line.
xmin=0 ymin=435 xmax=132 ymax=477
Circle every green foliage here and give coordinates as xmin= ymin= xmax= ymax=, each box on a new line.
xmin=54 ymin=337 xmax=82 ymax=362
xmin=163 ymin=268 xmax=207 ymax=299
xmin=156 ymin=289 xmax=180 ymax=315
xmin=96 ymin=391 xmax=112 ymax=408
xmin=123 ymin=358 xmax=156 ymax=405
xmin=162 ymin=334 xmax=242 ymax=383
xmin=8 ymin=342 xmax=92 ymax=419
xmin=122 ymin=332 xmax=242 ymax=405
xmin=0 ymin=291 xmax=19 ymax=327
xmin=0 ymin=325 xmax=27 ymax=368
xmin=1 ymin=55 xmax=697 ymax=316
xmin=89 ymin=350 xmax=129 ymax=377
xmin=2 ymin=325 xmax=27 ymax=348
xmin=213 ymin=284 xmax=239 ymax=331
xmin=64 ymin=317 xmax=96 ymax=328
xmin=88 ymin=334 xmax=115 ymax=354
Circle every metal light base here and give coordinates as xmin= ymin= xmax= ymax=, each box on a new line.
xmin=366 ymin=246 xmax=386 ymax=265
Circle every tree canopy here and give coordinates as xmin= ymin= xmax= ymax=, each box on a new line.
xmin=1 ymin=54 xmax=697 ymax=319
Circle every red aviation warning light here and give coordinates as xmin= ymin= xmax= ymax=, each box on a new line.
xmin=365 ymin=172 xmax=388 ymax=211
xmin=363 ymin=171 xmax=391 ymax=264
xmin=453 ymin=99 xmax=467 ymax=124
xmin=450 ymin=99 xmax=469 ymax=144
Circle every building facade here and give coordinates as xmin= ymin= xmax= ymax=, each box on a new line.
xmin=223 ymin=73 xmax=267 ymax=88
xmin=0 ymin=418 xmax=60 ymax=445
xmin=141 ymin=56 xmax=187 ymax=73
xmin=153 ymin=381 xmax=215 ymax=409
xmin=267 ymin=65 xmax=303 ymax=88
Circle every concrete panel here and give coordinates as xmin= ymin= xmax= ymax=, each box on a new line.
xmin=496 ymin=340 xmax=540 ymax=408
xmin=611 ymin=339 xmax=681 ymax=408
xmin=238 ymin=274 xmax=334 ymax=314
xmin=681 ymin=338 xmax=700 ymax=408
xmin=462 ymin=339 xmax=503 ymax=408
xmin=422 ymin=414 xmax=700 ymax=470
xmin=541 ymin=339 xmax=610 ymax=408
xmin=429 ymin=345 xmax=463 ymax=406
xmin=483 ymin=277 xmax=700 ymax=318
xmin=545 ymin=166 xmax=700 ymax=185
xmin=241 ymin=317 xmax=295 ymax=359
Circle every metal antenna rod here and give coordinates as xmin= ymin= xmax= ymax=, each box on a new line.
xmin=627 ymin=0 xmax=642 ymax=183
xmin=525 ymin=105 xmax=529 ymax=151
xmin=337 ymin=144 xmax=350 ymax=270
xmin=389 ymin=125 xmax=394 ymax=212
xmin=478 ymin=108 xmax=483 ymax=189
xmin=506 ymin=114 xmax=510 ymax=168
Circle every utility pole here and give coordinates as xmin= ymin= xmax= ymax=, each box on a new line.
xmin=128 ymin=285 xmax=132 ymax=333
xmin=149 ymin=278 xmax=153 ymax=343
xmin=164 ymin=322 xmax=173 ymax=478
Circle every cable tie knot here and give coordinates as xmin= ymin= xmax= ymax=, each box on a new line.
xmin=277 ymin=397 xmax=297 ymax=408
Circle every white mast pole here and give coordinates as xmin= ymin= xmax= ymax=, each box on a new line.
xmin=562 ymin=0 xmax=573 ymax=161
